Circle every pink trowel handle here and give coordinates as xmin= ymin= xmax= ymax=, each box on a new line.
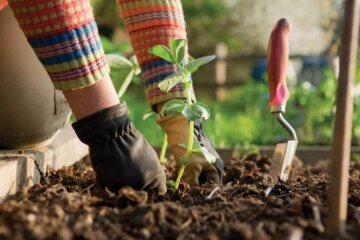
xmin=267 ymin=18 xmax=292 ymax=113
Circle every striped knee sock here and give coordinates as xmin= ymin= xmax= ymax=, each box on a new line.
xmin=117 ymin=0 xmax=194 ymax=109
xmin=9 ymin=0 xmax=109 ymax=90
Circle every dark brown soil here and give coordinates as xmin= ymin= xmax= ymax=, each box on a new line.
xmin=1 ymin=154 xmax=360 ymax=240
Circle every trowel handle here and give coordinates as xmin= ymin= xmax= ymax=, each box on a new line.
xmin=267 ymin=18 xmax=291 ymax=113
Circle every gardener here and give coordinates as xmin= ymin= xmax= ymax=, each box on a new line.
xmin=0 ymin=0 xmax=223 ymax=194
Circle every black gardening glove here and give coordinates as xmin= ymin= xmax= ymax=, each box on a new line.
xmin=72 ymin=103 xmax=166 ymax=194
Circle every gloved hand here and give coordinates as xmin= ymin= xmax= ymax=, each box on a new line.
xmin=72 ymin=103 xmax=166 ymax=195
xmin=157 ymin=114 xmax=224 ymax=186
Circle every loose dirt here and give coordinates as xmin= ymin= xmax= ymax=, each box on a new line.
xmin=1 ymin=154 xmax=360 ymax=240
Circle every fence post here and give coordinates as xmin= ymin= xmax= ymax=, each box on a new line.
xmin=215 ymin=43 xmax=228 ymax=101
xmin=327 ymin=0 xmax=360 ymax=236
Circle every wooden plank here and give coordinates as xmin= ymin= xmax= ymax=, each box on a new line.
xmin=0 ymin=160 xmax=18 ymax=202
xmin=327 ymin=0 xmax=360 ymax=236
xmin=0 ymin=125 xmax=88 ymax=203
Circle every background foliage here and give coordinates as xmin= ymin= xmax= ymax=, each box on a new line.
xmin=93 ymin=1 xmax=359 ymax=147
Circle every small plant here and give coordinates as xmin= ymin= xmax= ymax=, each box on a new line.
xmin=148 ymin=39 xmax=216 ymax=190
xmin=106 ymin=54 xmax=141 ymax=98
xmin=158 ymin=134 xmax=168 ymax=165
xmin=143 ymin=111 xmax=168 ymax=164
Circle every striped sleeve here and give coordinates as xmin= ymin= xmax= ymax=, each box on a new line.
xmin=117 ymin=0 xmax=194 ymax=108
xmin=8 ymin=0 xmax=110 ymax=90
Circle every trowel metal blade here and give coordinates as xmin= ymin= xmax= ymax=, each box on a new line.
xmin=270 ymin=140 xmax=298 ymax=182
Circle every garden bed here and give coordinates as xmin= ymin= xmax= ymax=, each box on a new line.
xmin=0 ymin=154 xmax=360 ymax=240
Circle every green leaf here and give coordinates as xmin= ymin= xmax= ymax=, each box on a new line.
xmin=178 ymin=143 xmax=215 ymax=163
xmin=191 ymin=102 xmax=211 ymax=120
xmin=106 ymin=54 xmax=133 ymax=70
xmin=191 ymin=143 xmax=202 ymax=153
xmin=178 ymin=143 xmax=201 ymax=153
xmin=169 ymin=39 xmax=186 ymax=65
xmin=185 ymin=55 xmax=216 ymax=73
xmin=148 ymin=45 xmax=176 ymax=63
xmin=200 ymin=146 xmax=216 ymax=164
xmin=158 ymin=73 xmax=183 ymax=92
xmin=176 ymin=44 xmax=186 ymax=64
xmin=181 ymin=104 xmax=199 ymax=121
xmin=181 ymin=103 xmax=210 ymax=121
xmin=142 ymin=110 xmax=155 ymax=120
xmin=180 ymin=156 xmax=192 ymax=165
xmin=178 ymin=143 xmax=187 ymax=150
xmin=162 ymin=99 xmax=186 ymax=116
xmin=129 ymin=55 xmax=141 ymax=75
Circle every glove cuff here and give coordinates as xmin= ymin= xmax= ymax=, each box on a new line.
xmin=72 ymin=102 xmax=129 ymax=143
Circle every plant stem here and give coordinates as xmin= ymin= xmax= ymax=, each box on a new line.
xmin=174 ymin=120 xmax=194 ymax=189
xmin=184 ymin=83 xmax=195 ymax=159
xmin=174 ymin=83 xmax=195 ymax=189
xmin=117 ymin=69 xmax=134 ymax=98
xmin=175 ymin=164 xmax=186 ymax=189
xmin=186 ymin=121 xmax=195 ymax=157
xmin=186 ymin=89 xmax=192 ymax=105
xmin=159 ymin=133 xmax=168 ymax=164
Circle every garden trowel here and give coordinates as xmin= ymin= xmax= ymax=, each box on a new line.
xmin=267 ymin=18 xmax=298 ymax=182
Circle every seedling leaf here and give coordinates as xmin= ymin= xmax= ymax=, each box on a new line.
xmin=200 ymin=146 xmax=216 ymax=164
xmin=180 ymin=156 xmax=192 ymax=165
xmin=106 ymin=54 xmax=133 ymax=70
xmin=191 ymin=143 xmax=202 ymax=153
xmin=181 ymin=104 xmax=199 ymax=121
xmin=148 ymin=45 xmax=176 ymax=64
xmin=106 ymin=54 xmax=133 ymax=68
xmin=162 ymin=99 xmax=186 ymax=116
xmin=178 ymin=143 xmax=187 ymax=150
xmin=185 ymin=55 xmax=216 ymax=73
xmin=181 ymin=103 xmax=210 ymax=121
xmin=169 ymin=39 xmax=186 ymax=65
xmin=143 ymin=110 xmax=154 ymax=120
xmin=191 ymin=102 xmax=211 ymax=120
xmin=158 ymin=73 xmax=183 ymax=92
xmin=178 ymin=143 xmax=215 ymax=163
xmin=129 ymin=55 xmax=141 ymax=75
xmin=178 ymin=143 xmax=202 ymax=153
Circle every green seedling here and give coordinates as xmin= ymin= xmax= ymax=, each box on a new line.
xmin=142 ymin=110 xmax=168 ymax=165
xmin=159 ymin=133 xmax=168 ymax=164
xmin=106 ymin=54 xmax=141 ymax=98
xmin=148 ymin=39 xmax=216 ymax=190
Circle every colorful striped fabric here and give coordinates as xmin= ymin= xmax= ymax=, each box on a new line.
xmin=117 ymin=0 xmax=194 ymax=108
xmin=8 ymin=0 xmax=109 ymax=90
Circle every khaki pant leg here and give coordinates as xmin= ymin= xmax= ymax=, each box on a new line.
xmin=0 ymin=7 xmax=71 ymax=148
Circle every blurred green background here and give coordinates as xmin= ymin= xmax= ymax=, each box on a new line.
xmin=91 ymin=0 xmax=360 ymax=147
